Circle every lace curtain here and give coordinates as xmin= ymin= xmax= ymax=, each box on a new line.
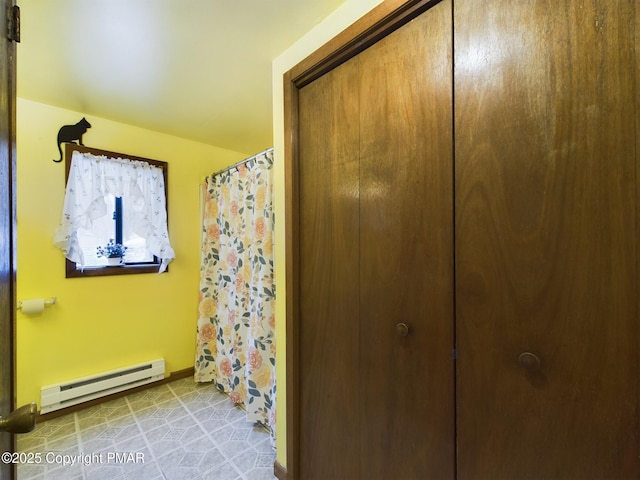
xmin=53 ymin=150 xmax=175 ymax=272
xmin=195 ymin=148 xmax=276 ymax=442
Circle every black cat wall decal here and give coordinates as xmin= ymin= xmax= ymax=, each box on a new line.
xmin=53 ymin=117 xmax=92 ymax=163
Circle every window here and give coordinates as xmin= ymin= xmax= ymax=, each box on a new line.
xmin=54 ymin=144 xmax=174 ymax=278
xmin=74 ymin=194 xmax=156 ymax=268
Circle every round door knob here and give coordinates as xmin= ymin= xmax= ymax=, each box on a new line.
xmin=518 ymin=352 xmax=541 ymax=372
xmin=396 ymin=323 xmax=409 ymax=337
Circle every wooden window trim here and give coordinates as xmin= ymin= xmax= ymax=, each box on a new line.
xmin=63 ymin=143 xmax=169 ymax=278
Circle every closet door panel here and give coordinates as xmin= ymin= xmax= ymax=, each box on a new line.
xmin=298 ymin=58 xmax=361 ymax=479
xmin=454 ymin=1 xmax=639 ymax=478
xmin=358 ymin=3 xmax=454 ymax=478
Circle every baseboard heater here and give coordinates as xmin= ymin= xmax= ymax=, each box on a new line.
xmin=40 ymin=358 xmax=165 ymax=414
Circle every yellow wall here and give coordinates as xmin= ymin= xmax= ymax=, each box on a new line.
xmin=16 ymin=98 xmax=248 ymax=407
xmin=271 ymin=0 xmax=384 ymax=467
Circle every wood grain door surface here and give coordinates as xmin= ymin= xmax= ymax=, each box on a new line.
xmin=0 ymin=0 xmax=16 ymax=478
xmin=291 ymin=0 xmax=639 ymax=478
xmin=454 ymin=1 xmax=639 ymax=478
xmin=358 ymin=3 xmax=454 ymax=478
xmin=298 ymin=2 xmax=454 ymax=478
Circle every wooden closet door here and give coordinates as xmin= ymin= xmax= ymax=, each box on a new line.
xmin=358 ymin=3 xmax=454 ymax=478
xmin=298 ymin=56 xmax=361 ymax=480
xmin=454 ymin=1 xmax=639 ymax=478
xmin=297 ymin=2 xmax=454 ymax=478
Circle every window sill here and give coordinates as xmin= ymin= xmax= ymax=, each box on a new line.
xmin=65 ymin=260 xmax=165 ymax=278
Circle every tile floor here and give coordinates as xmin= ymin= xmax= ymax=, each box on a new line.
xmin=15 ymin=377 xmax=277 ymax=480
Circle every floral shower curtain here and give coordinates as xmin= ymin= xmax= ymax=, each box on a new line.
xmin=195 ymin=148 xmax=276 ymax=441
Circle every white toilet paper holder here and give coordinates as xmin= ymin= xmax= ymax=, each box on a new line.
xmin=17 ymin=297 xmax=57 ymax=311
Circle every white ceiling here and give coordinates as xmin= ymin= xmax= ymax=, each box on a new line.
xmin=17 ymin=0 xmax=346 ymax=155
